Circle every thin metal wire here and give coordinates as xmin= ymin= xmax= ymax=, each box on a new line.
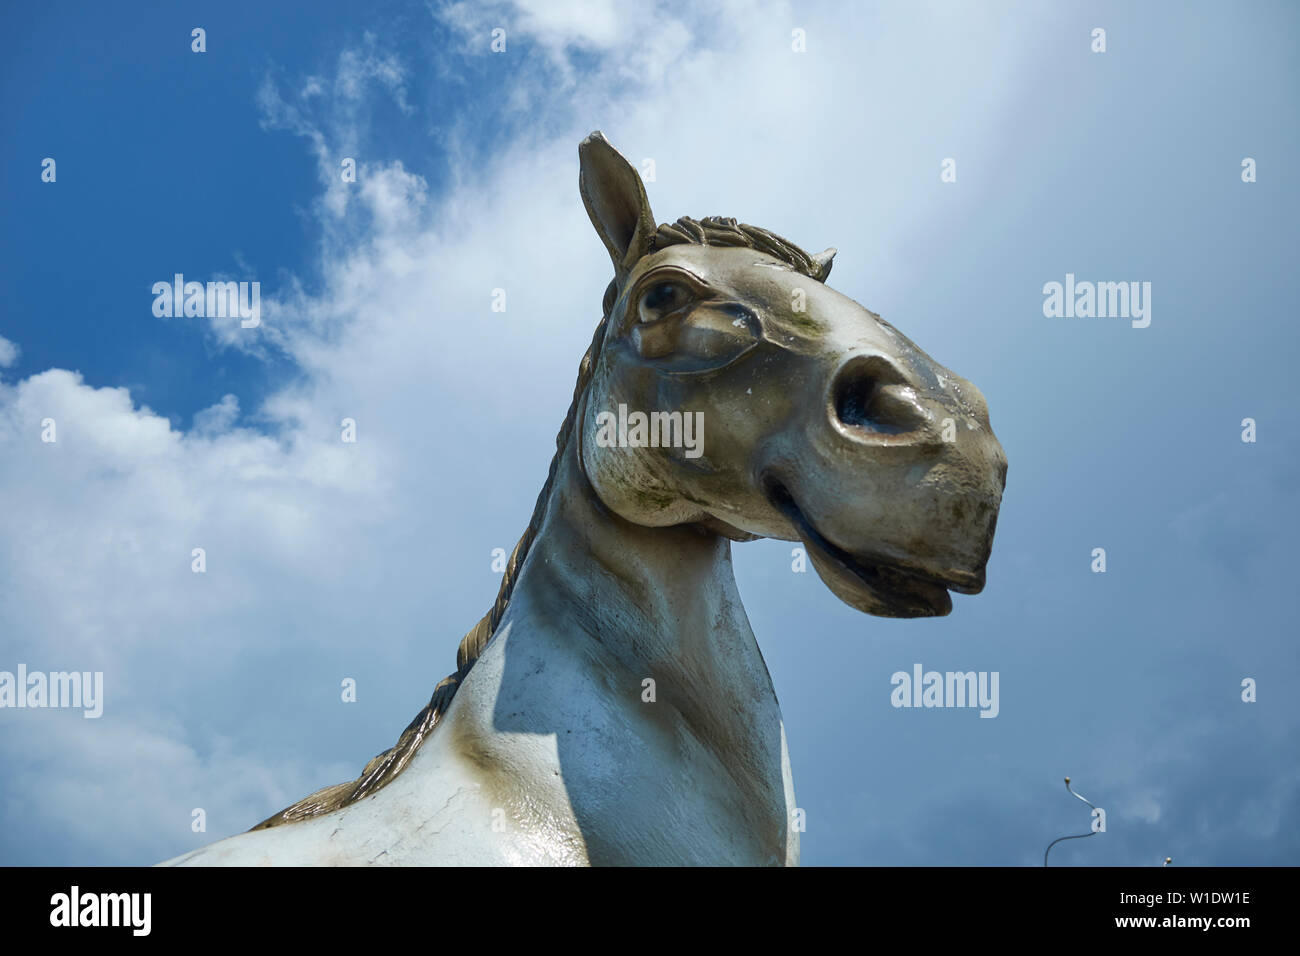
xmin=1043 ymin=776 xmax=1099 ymax=866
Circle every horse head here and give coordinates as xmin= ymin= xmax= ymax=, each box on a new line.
xmin=578 ymin=131 xmax=1007 ymax=618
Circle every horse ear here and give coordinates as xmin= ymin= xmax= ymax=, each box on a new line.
xmin=579 ymin=131 xmax=657 ymax=283
xmin=810 ymin=247 xmax=837 ymax=282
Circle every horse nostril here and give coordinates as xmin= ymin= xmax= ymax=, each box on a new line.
xmin=832 ymin=357 xmax=926 ymax=436
xmin=834 ymin=373 xmax=884 ymax=430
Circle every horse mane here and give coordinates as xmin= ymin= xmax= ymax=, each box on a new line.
xmin=251 ymin=216 xmax=826 ymax=830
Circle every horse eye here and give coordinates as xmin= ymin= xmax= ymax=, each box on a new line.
xmin=638 ymin=281 xmax=689 ymax=323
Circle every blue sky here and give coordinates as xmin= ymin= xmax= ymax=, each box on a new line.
xmin=1 ymin=0 xmax=1297 ymax=866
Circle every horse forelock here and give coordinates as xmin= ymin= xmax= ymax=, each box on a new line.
xmin=651 ymin=216 xmax=830 ymax=282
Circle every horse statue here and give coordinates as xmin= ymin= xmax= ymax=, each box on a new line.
xmin=161 ymin=132 xmax=1007 ymax=866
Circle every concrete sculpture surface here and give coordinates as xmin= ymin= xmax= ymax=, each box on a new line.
xmin=162 ymin=132 xmax=1007 ymax=866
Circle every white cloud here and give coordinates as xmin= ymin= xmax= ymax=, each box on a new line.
xmin=1127 ymin=790 xmax=1163 ymax=825
xmin=192 ymin=394 xmax=240 ymax=435
xmin=0 ymin=334 xmax=18 ymax=368
xmin=438 ymin=0 xmax=698 ymax=89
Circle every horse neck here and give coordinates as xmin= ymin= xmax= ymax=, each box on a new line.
xmin=502 ymin=434 xmax=782 ymax=744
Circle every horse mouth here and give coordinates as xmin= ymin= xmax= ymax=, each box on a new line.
xmin=765 ymin=481 xmax=982 ymax=618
